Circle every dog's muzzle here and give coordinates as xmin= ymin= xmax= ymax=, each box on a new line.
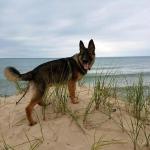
xmin=83 ymin=63 xmax=91 ymax=70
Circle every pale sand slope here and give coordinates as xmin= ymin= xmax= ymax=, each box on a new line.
xmin=0 ymin=86 xmax=147 ymax=150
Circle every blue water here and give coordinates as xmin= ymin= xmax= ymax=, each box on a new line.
xmin=0 ymin=57 xmax=150 ymax=96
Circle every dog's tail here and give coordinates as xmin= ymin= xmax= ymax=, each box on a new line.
xmin=4 ymin=67 xmax=33 ymax=82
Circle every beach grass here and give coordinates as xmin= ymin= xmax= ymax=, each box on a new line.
xmin=111 ymin=74 xmax=150 ymax=150
xmin=91 ymin=131 xmax=125 ymax=150
xmin=83 ymin=71 xmax=117 ymax=122
xmin=41 ymin=84 xmax=85 ymax=133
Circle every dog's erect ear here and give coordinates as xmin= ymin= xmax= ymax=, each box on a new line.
xmin=79 ymin=40 xmax=85 ymax=52
xmin=88 ymin=39 xmax=95 ymax=54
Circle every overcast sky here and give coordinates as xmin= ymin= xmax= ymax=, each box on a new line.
xmin=0 ymin=0 xmax=150 ymax=58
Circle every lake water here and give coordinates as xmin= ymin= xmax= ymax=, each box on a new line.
xmin=0 ymin=57 xmax=150 ymax=96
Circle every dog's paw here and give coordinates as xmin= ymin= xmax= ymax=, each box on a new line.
xmin=71 ymin=97 xmax=79 ymax=104
xmin=72 ymin=101 xmax=79 ymax=104
xmin=29 ymin=121 xmax=37 ymax=126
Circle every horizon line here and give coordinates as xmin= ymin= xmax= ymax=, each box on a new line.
xmin=0 ymin=56 xmax=150 ymax=59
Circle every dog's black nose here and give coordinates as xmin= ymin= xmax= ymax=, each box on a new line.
xmin=83 ymin=60 xmax=88 ymax=64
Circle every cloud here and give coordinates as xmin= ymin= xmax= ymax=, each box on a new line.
xmin=95 ymin=40 xmax=150 ymax=56
xmin=0 ymin=0 xmax=150 ymax=57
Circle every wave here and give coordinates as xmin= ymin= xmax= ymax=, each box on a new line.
xmin=92 ymin=66 xmax=122 ymax=70
xmin=86 ymin=71 xmax=150 ymax=78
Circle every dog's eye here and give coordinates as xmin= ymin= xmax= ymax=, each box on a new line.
xmin=88 ymin=51 xmax=93 ymax=56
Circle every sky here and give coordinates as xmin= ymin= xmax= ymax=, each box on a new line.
xmin=0 ymin=0 xmax=150 ymax=58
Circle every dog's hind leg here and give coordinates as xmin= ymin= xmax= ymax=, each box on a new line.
xmin=26 ymin=83 xmax=45 ymax=126
xmin=68 ymin=80 xmax=79 ymax=104
xmin=26 ymin=99 xmax=39 ymax=126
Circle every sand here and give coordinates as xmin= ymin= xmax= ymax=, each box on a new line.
xmin=0 ymin=86 xmax=149 ymax=150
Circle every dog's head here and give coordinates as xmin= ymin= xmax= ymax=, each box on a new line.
xmin=78 ymin=39 xmax=95 ymax=70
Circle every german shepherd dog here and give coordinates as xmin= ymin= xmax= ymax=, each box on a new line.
xmin=4 ymin=39 xmax=95 ymax=126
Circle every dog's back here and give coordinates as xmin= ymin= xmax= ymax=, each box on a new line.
xmin=31 ymin=58 xmax=73 ymax=84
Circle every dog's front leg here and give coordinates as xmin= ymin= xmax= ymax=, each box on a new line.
xmin=68 ymin=80 xmax=79 ymax=104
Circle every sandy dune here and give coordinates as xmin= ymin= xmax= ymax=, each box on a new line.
xmin=0 ymin=86 xmax=148 ymax=150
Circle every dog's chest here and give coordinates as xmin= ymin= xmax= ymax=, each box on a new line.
xmin=76 ymin=72 xmax=84 ymax=81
